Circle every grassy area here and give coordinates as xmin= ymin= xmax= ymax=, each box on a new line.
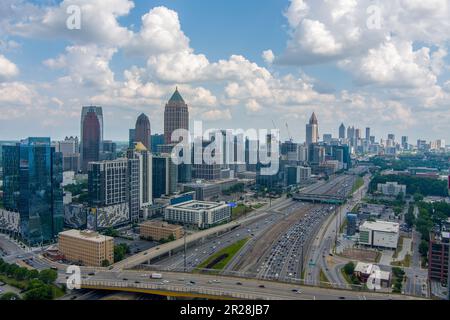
xmin=0 ymin=274 xmax=65 ymax=299
xmin=231 ymin=204 xmax=254 ymax=220
xmin=0 ymin=274 xmax=28 ymax=290
xmin=392 ymin=236 xmax=405 ymax=259
xmin=391 ymin=254 xmax=411 ymax=268
xmin=196 ymin=238 xmax=249 ymax=273
xmin=351 ymin=177 xmax=364 ymax=193
xmin=319 ymin=269 xmax=332 ymax=288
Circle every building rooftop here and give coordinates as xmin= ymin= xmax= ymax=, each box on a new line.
xmin=361 ymin=220 xmax=400 ymax=233
xmin=140 ymin=220 xmax=182 ymax=230
xmin=168 ymin=200 xmax=228 ymax=211
xmin=59 ymin=229 xmax=113 ymax=243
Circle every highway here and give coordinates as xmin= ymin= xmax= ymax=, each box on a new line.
xmin=58 ymin=268 xmax=422 ymax=300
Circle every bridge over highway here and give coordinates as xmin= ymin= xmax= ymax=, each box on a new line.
xmin=59 ymin=268 xmax=423 ymax=301
xmin=292 ymin=193 xmax=346 ymax=204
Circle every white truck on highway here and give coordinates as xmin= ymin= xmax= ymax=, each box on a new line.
xmin=150 ymin=273 xmax=163 ymax=279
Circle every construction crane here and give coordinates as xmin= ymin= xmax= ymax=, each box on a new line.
xmin=286 ymin=122 xmax=293 ymax=142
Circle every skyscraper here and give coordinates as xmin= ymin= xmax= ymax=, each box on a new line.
xmin=164 ymin=88 xmax=189 ymax=144
xmin=305 ymin=113 xmax=319 ymax=146
xmin=88 ymin=158 xmax=140 ymax=227
xmin=2 ymin=138 xmax=63 ymax=245
xmin=81 ymin=106 xmax=103 ymax=172
xmin=135 ymin=113 xmax=151 ymax=151
xmin=339 ymin=123 xmax=346 ymax=139
xmin=127 ymin=143 xmax=153 ymax=219
xmin=365 ymin=127 xmax=370 ymax=141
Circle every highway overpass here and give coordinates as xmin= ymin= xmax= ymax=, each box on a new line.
xmin=60 ymin=269 xmax=423 ymax=301
xmin=292 ymin=193 xmax=346 ymax=204
xmin=111 ymin=197 xmax=292 ymax=270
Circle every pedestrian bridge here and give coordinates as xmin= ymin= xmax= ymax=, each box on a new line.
xmin=292 ymin=193 xmax=346 ymax=204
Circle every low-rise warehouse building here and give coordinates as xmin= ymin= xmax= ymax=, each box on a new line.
xmin=359 ymin=220 xmax=400 ymax=249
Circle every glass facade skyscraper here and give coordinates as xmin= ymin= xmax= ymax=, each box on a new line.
xmin=2 ymin=138 xmax=63 ymax=245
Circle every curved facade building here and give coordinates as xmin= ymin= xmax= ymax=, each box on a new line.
xmin=135 ymin=113 xmax=151 ymax=151
xmin=164 ymin=88 xmax=189 ymax=144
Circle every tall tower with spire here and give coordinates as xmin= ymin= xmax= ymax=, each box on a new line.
xmin=306 ymin=112 xmax=319 ymax=146
xmin=164 ymin=88 xmax=189 ymax=144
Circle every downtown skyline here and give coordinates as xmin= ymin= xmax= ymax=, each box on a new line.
xmin=0 ymin=0 xmax=450 ymax=143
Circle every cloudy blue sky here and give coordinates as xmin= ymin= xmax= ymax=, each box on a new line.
xmin=0 ymin=0 xmax=450 ymax=143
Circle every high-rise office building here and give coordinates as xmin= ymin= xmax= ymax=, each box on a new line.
xmin=388 ymin=134 xmax=395 ymax=142
xmin=135 ymin=113 xmax=151 ymax=151
xmin=164 ymin=88 xmax=189 ymax=144
xmin=365 ymin=127 xmax=370 ymax=141
xmin=2 ymin=138 xmax=63 ymax=245
xmin=151 ymin=134 xmax=165 ymax=152
xmin=129 ymin=129 xmax=136 ymax=148
xmin=323 ymin=134 xmax=332 ymax=144
xmin=81 ymin=106 xmax=103 ymax=172
xmin=401 ymin=136 xmax=408 ymax=150
xmin=127 ymin=143 xmax=153 ymax=218
xmin=88 ymin=158 xmax=140 ymax=227
xmin=152 ymin=154 xmax=178 ymax=199
xmin=339 ymin=123 xmax=346 ymax=139
xmin=192 ymin=139 xmax=222 ymax=181
xmin=306 ymin=113 xmax=319 ymax=146
xmin=56 ymin=137 xmax=80 ymax=172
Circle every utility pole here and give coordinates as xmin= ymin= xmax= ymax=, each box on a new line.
xmin=184 ymin=226 xmax=187 ymax=273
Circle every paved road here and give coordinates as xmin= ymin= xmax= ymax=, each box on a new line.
xmin=59 ymin=268 xmax=423 ymax=301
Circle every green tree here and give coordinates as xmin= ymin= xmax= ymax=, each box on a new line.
xmin=24 ymin=284 xmax=53 ymax=300
xmin=0 ymin=292 xmax=21 ymax=300
xmin=38 ymin=269 xmax=57 ymax=284
xmin=413 ymin=193 xmax=424 ymax=202
xmin=419 ymin=240 xmax=429 ymax=257
xmin=101 ymin=260 xmax=110 ymax=267
xmin=343 ymin=262 xmax=355 ymax=275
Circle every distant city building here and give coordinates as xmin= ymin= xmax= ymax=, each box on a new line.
xmin=164 ymin=200 xmax=231 ymax=228
xmin=81 ymin=106 xmax=103 ymax=172
xmin=365 ymin=127 xmax=370 ymax=141
xmin=359 ymin=220 xmax=400 ymax=249
xmin=152 ymin=154 xmax=178 ymax=199
xmin=151 ymin=134 xmax=165 ymax=153
xmin=101 ymin=140 xmax=117 ymax=161
xmin=135 ymin=113 xmax=151 ymax=151
xmin=164 ymin=88 xmax=189 ymax=144
xmin=129 ymin=129 xmax=136 ymax=148
xmin=139 ymin=221 xmax=184 ymax=241
xmin=2 ymin=138 xmax=63 ymax=245
xmin=377 ymin=182 xmax=406 ymax=196
xmin=305 ymin=113 xmax=319 ymax=146
xmin=192 ymin=139 xmax=222 ymax=180
xmin=323 ymin=134 xmax=332 ymax=144
xmin=58 ymin=229 xmax=114 ymax=267
xmin=401 ymin=136 xmax=408 ymax=150
xmin=339 ymin=123 xmax=346 ymax=140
